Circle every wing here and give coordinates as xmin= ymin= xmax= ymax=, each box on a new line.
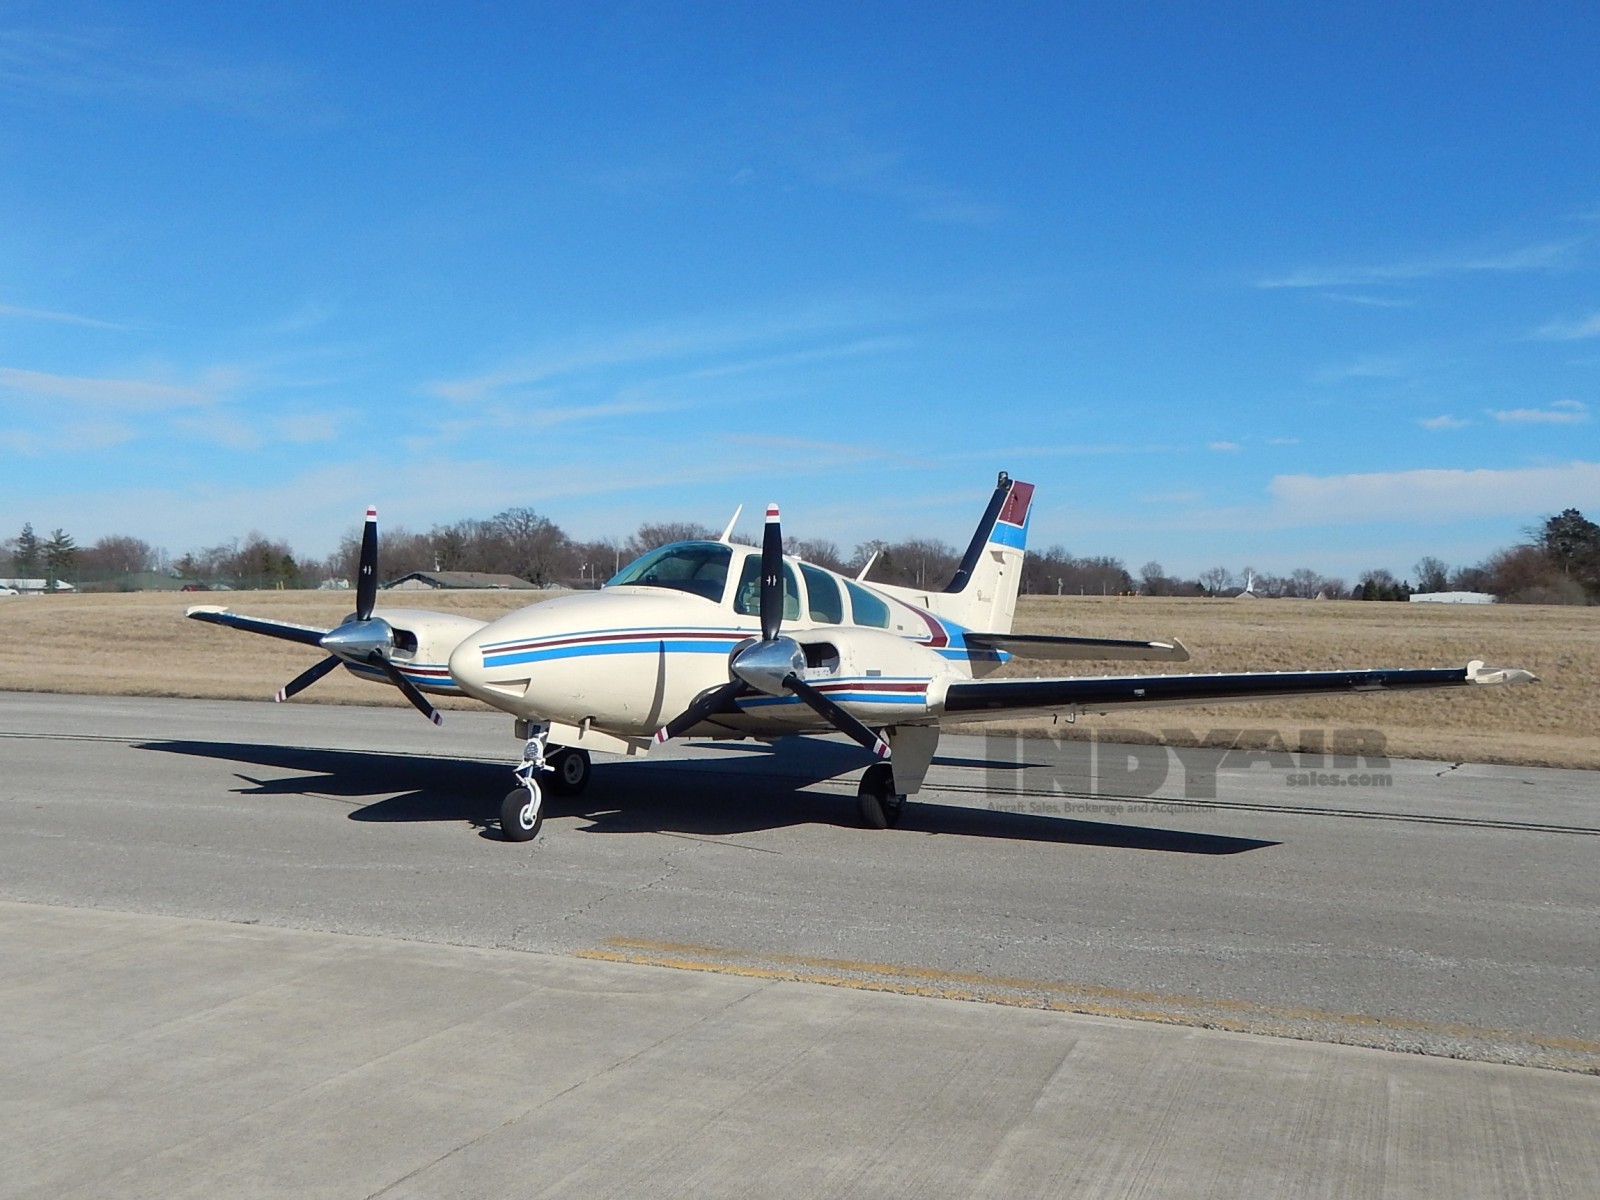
xmin=964 ymin=633 xmax=1189 ymax=662
xmin=186 ymin=605 xmax=330 ymax=648
xmin=943 ymin=660 xmax=1536 ymax=720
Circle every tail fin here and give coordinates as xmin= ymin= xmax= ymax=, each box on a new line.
xmin=933 ymin=471 xmax=1032 ymax=632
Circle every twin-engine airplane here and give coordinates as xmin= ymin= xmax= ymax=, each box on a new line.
xmin=188 ymin=473 xmax=1536 ymax=841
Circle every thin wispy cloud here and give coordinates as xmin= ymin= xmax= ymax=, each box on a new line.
xmin=1208 ymin=441 xmax=1241 ymax=452
xmin=1420 ymin=414 xmax=1469 ymax=430
xmin=0 ymin=365 xmax=232 ymax=411
xmin=1312 ymin=355 xmax=1409 ymax=383
xmin=1317 ymin=292 xmax=1416 ymax=309
xmin=1267 ymin=461 xmax=1600 ymax=524
xmin=1258 ymin=239 xmax=1580 ymax=290
xmin=1489 ymin=399 xmax=1589 ymax=424
xmin=428 ymin=302 xmax=918 ymax=404
xmin=0 ymin=25 xmax=316 ymax=122
xmin=0 ymin=302 xmax=127 ymax=330
xmin=1532 ymin=312 xmax=1600 ymax=341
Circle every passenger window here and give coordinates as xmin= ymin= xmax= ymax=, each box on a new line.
xmin=733 ymin=554 xmax=800 ymax=620
xmin=799 ymin=563 xmax=843 ymax=624
xmin=845 ymin=580 xmax=891 ymax=628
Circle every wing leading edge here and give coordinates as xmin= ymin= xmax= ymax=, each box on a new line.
xmin=943 ymin=661 xmax=1536 ymax=721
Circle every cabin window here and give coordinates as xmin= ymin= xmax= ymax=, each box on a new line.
xmin=845 ymin=580 xmax=891 ymax=628
xmin=799 ymin=563 xmax=843 ymax=624
xmin=607 ymin=541 xmax=732 ymax=602
xmin=732 ymin=554 xmax=801 ymax=620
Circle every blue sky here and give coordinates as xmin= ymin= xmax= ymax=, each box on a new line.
xmin=2 ymin=1 xmax=1598 ymax=581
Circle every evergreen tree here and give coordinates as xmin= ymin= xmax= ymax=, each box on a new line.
xmin=15 ymin=523 xmax=40 ymax=576
xmin=43 ymin=528 xmax=77 ymax=589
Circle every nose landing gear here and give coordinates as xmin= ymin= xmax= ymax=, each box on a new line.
xmin=500 ymin=722 xmax=592 ymax=841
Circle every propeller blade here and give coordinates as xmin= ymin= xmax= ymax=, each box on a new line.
xmin=371 ymin=654 xmax=443 ymax=725
xmin=759 ymin=502 xmax=783 ymax=642
xmin=356 ymin=505 xmax=379 ymax=621
xmin=653 ymin=680 xmax=745 ymax=745
xmin=783 ymin=674 xmax=890 ymax=760
xmin=275 ymin=654 xmax=342 ymax=703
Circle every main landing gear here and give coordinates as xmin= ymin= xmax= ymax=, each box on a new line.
xmin=857 ymin=761 xmax=906 ymax=829
xmin=500 ymin=722 xmax=592 ymax=842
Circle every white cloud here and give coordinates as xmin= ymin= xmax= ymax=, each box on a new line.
xmin=0 ymin=365 xmax=233 ymax=411
xmin=1265 ymin=437 xmax=1301 ymax=446
xmin=1312 ymin=355 xmax=1409 ymax=383
xmin=1317 ymin=293 xmax=1416 ymax=309
xmin=1258 ymin=239 xmax=1579 ymax=290
xmin=1533 ymin=312 xmax=1600 ymax=341
xmin=1267 ymin=461 xmax=1600 ymax=524
xmin=1420 ymin=415 xmax=1469 ymax=430
xmin=1208 ymin=441 xmax=1241 ymax=452
xmin=0 ymin=302 xmax=127 ymax=330
xmin=428 ymin=306 xmax=905 ymax=404
xmin=1489 ymin=400 xmax=1589 ymax=424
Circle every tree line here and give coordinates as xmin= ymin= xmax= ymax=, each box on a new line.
xmin=3 ymin=507 xmax=1597 ymax=604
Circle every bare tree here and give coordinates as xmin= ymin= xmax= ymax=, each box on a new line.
xmin=1414 ymin=556 xmax=1450 ymax=593
xmin=627 ymin=521 xmax=715 ymax=557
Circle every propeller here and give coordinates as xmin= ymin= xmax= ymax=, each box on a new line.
xmin=654 ymin=503 xmax=888 ymax=758
xmin=273 ymin=506 xmax=442 ymax=725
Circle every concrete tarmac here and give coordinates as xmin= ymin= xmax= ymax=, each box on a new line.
xmin=2 ymin=692 xmax=1598 ymax=1196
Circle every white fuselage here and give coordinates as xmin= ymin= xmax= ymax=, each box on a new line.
xmin=446 ymin=542 xmax=1007 ymax=743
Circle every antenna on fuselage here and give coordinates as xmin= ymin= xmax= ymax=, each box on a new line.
xmin=718 ymin=505 xmax=743 ymax=544
xmin=855 ymin=550 xmax=879 ymax=581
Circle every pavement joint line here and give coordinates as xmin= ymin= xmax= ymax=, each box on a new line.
xmin=947 ymin=784 xmax=1600 ymax=835
xmin=580 ymin=937 xmax=1600 ymax=1066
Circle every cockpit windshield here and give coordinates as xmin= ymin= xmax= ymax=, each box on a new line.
xmin=606 ymin=541 xmax=732 ymax=602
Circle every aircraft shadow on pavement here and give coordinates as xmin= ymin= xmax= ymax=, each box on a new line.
xmin=136 ymin=739 xmax=1275 ymax=855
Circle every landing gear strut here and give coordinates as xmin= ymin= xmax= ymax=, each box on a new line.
xmin=857 ymin=761 xmax=906 ymax=829
xmin=502 ymin=722 xmax=550 ymax=842
xmin=500 ymin=725 xmax=592 ymax=841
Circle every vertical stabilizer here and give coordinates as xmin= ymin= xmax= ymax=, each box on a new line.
xmin=932 ymin=471 xmax=1033 ymax=632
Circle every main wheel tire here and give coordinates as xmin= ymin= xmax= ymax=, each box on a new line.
xmin=501 ymin=784 xmax=543 ymax=842
xmin=545 ymin=747 xmax=592 ymax=796
xmin=857 ymin=762 xmax=906 ymax=829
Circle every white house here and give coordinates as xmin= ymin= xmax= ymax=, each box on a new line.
xmin=0 ymin=578 xmax=76 ymax=594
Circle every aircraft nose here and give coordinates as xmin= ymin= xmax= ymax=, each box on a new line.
xmin=446 ymin=627 xmax=503 ymax=704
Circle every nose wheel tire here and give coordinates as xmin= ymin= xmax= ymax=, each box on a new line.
xmin=545 ymin=747 xmax=592 ymax=795
xmin=857 ymin=761 xmax=906 ymax=829
xmin=501 ymin=783 xmax=544 ymax=842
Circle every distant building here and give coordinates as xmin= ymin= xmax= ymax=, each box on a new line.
xmin=0 ymin=578 xmax=76 ymax=594
xmin=383 ymin=571 xmax=535 ymax=591
xmin=1409 ymin=591 xmax=1495 ymax=605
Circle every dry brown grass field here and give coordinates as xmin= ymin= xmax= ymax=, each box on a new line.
xmin=1 ymin=589 xmax=1594 ymax=769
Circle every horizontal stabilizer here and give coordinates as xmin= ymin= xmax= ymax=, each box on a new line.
xmin=964 ymin=633 xmax=1190 ymax=662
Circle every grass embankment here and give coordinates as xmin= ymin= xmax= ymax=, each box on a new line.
xmin=0 ymin=590 xmax=1592 ymax=769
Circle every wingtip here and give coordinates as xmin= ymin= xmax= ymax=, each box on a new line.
xmin=1467 ymin=661 xmax=1539 ymax=685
